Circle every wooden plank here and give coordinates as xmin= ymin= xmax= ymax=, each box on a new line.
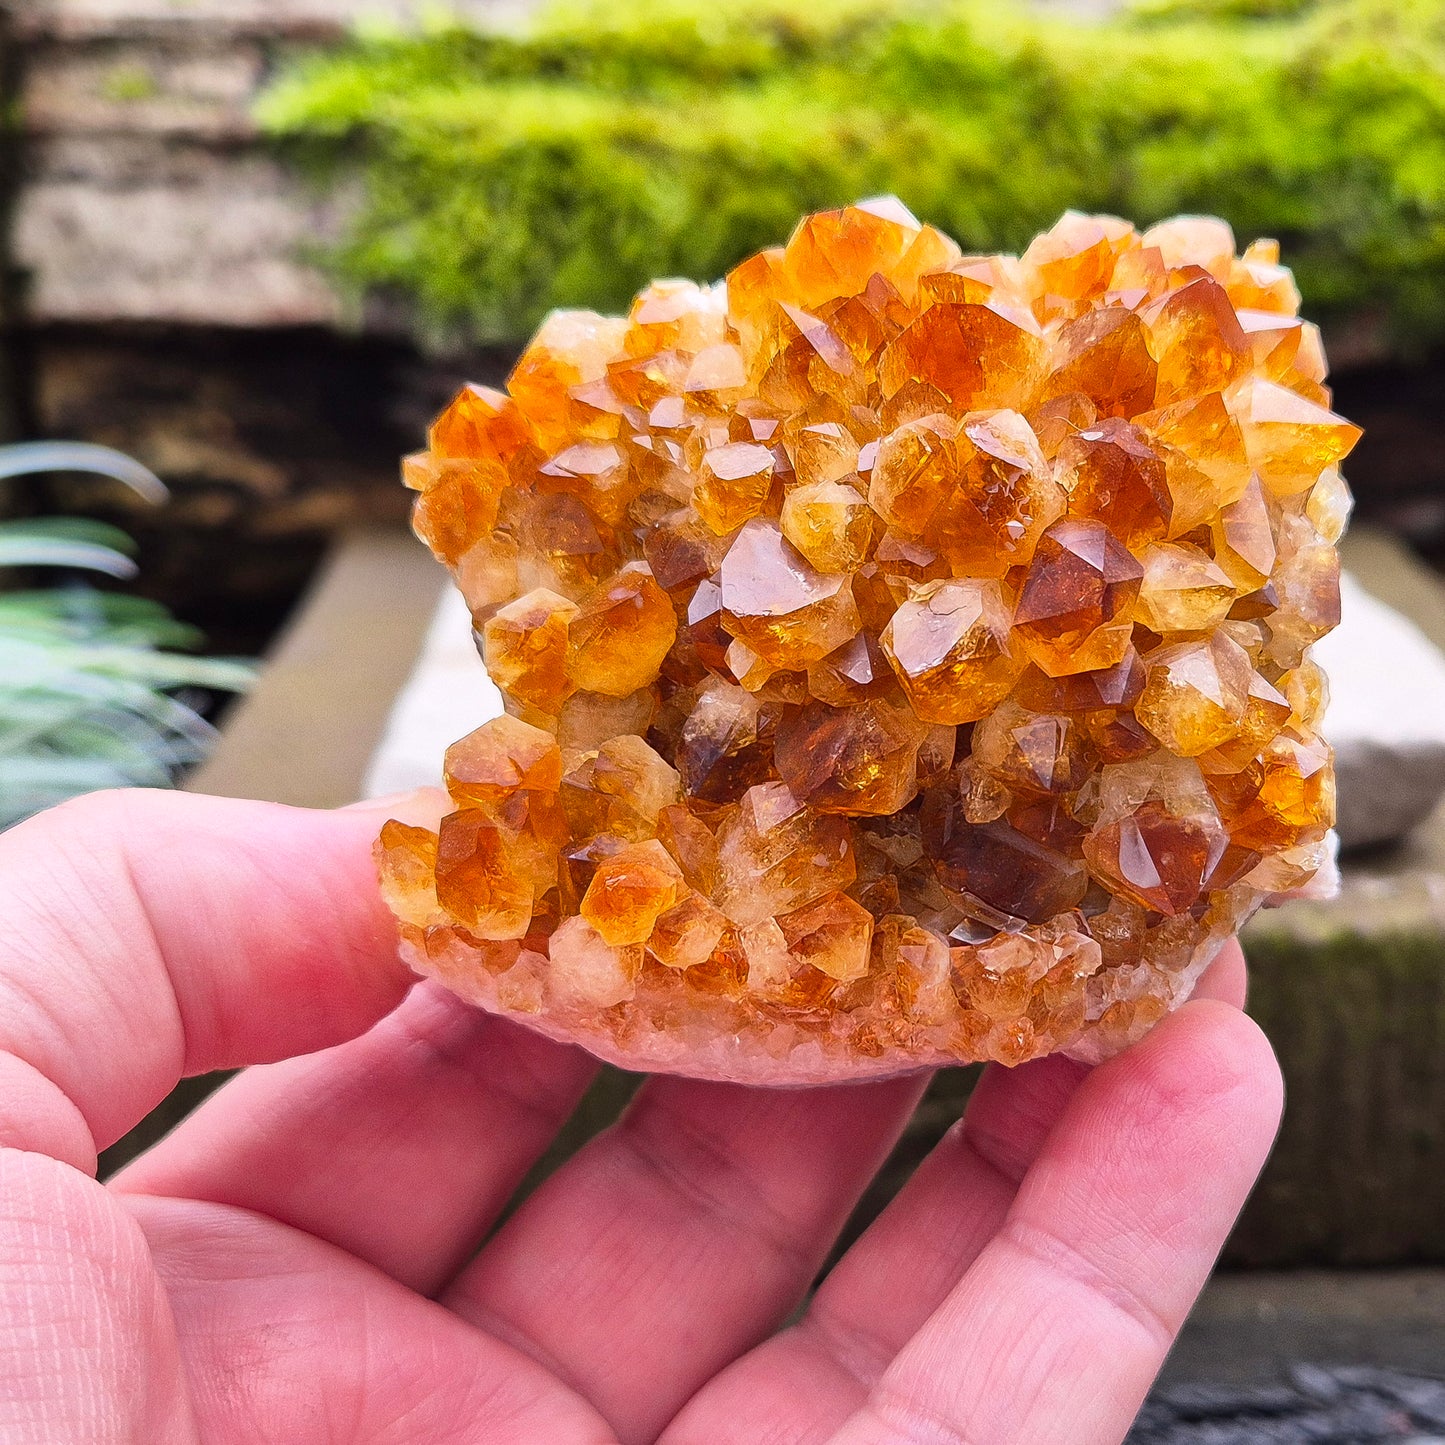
xmin=186 ymin=527 xmax=444 ymax=808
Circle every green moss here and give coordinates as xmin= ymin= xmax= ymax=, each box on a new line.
xmin=1234 ymin=923 xmax=1445 ymax=1264
xmin=259 ymin=0 xmax=1445 ymax=349
xmin=101 ymin=65 xmax=160 ymax=104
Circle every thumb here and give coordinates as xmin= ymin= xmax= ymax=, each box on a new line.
xmin=0 ymin=788 xmax=423 ymax=1165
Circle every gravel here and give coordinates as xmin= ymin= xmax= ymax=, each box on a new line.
xmin=1129 ymin=1366 xmax=1445 ymax=1443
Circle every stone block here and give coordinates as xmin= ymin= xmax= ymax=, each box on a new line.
xmin=1322 ymin=575 xmax=1445 ymax=851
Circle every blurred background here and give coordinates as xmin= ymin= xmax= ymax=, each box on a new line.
xmin=3 ymin=0 xmax=1445 ymax=1431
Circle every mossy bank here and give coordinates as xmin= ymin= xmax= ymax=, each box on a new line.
xmin=259 ymin=0 xmax=1445 ymax=353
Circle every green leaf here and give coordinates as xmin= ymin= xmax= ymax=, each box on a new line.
xmin=0 ymin=562 xmax=255 ymax=827
xmin=0 ymin=442 xmax=168 ymax=505
xmin=0 ymin=532 xmax=141 ymax=579
xmin=0 ymin=517 xmax=139 ymax=551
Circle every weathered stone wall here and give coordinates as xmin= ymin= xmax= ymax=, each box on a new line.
xmin=0 ymin=9 xmax=23 ymax=443
xmin=12 ymin=0 xmax=530 ymax=327
xmin=4 ymin=0 xmax=525 ymax=633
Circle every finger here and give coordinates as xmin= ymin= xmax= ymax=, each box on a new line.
xmin=1 ymin=1151 xmax=197 ymax=1445
xmin=660 ymin=1053 xmax=1089 ymax=1445
xmin=0 ymin=789 xmax=414 ymax=1159
xmin=665 ymin=945 xmax=1255 ymax=1445
xmin=829 ymin=1000 xmax=1282 ymax=1445
xmin=115 ymin=983 xmax=599 ymax=1295
xmin=1191 ymin=936 xmax=1248 ymax=1008
xmin=123 ymin=1191 xmax=618 ymax=1445
xmin=789 ymin=937 xmax=1249 ymax=1407
xmin=444 ymin=1069 xmax=932 ymax=1445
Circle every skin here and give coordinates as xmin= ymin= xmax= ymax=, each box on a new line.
xmin=0 ymin=788 xmax=1282 ymax=1445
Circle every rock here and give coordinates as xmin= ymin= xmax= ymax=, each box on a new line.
xmin=1318 ymin=570 xmax=1445 ymax=850
xmin=365 ymin=588 xmax=501 ymax=799
xmin=13 ymin=0 xmax=539 ymax=327
xmin=1127 ymin=1365 xmax=1445 ymax=1444
xmin=365 ymin=547 xmax=1445 ymax=865
xmin=15 ymin=0 xmax=532 ymax=41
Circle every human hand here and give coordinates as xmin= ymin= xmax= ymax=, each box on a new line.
xmin=0 ymin=789 xmax=1282 ymax=1445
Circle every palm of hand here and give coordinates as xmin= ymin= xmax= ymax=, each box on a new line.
xmin=0 ymin=792 xmax=1281 ymax=1445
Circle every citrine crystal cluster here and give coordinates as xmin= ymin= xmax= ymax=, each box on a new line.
xmin=378 ymin=201 xmax=1355 ymax=1083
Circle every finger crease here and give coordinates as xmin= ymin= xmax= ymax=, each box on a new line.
xmin=391 ymin=1008 xmax=586 ymax=1137
xmin=861 ymin=1384 xmax=986 ymax=1445
xmin=999 ymin=1214 xmax=1177 ymax=1356
xmin=953 ymin=1127 xmax=1026 ymax=1200
xmin=800 ymin=1305 xmax=898 ymax=1390
xmin=450 ymin=1290 xmax=599 ymax=1408
xmin=116 ymin=836 xmax=187 ymax=1064
xmin=616 ymin=1105 xmax=815 ymax=1282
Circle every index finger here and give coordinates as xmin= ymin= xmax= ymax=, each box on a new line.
xmin=0 ymin=788 xmax=414 ymax=1166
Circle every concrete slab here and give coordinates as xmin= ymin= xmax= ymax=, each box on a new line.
xmin=1165 ymin=1270 xmax=1445 ymax=1386
xmin=1320 ymin=574 xmax=1445 ymax=850
xmin=362 ymin=587 xmax=499 ymax=799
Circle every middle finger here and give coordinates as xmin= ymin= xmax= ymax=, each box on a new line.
xmin=443 ymin=1068 xmax=931 ymax=1445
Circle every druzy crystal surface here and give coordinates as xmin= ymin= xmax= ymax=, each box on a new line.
xmin=379 ymin=202 xmax=1355 ymax=1083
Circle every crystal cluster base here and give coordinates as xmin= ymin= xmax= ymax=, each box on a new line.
xmin=378 ymin=201 xmax=1355 ymax=1083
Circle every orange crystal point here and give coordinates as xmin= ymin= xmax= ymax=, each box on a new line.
xmin=694 ymin=440 xmax=776 ymax=534
xmin=1234 ymin=377 xmax=1363 ymax=493
xmin=780 ymin=479 xmax=874 ymax=573
xmin=1013 ymin=518 xmax=1143 ymax=677
xmin=1058 ymin=417 xmax=1173 ymax=545
xmin=879 ymin=302 xmax=1044 ymax=414
xmin=1137 ymin=632 xmax=1254 ymax=757
xmin=1082 ymin=800 xmax=1228 ymax=917
xmin=719 ymin=518 xmax=861 ymax=669
xmin=1040 ymin=306 xmax=1158 ymax=418
xmin=434 ymin=810 xmax=535 ymax=941
xmin=774 ymin=696 xmax=928 ymax=815
xmin=880 ymin=578 xmax=1020 ymax=724
xmin=938 ymin=409 xmax=1063 ymax=576
xmin=1135 ymin=542 xmax=1237 ymax=633
xmin=428 ymin=382 xmax=532 ymax=463
xmin=566 ymin=563 xmax=676 ymax=697
xmin=579 ymin=840 xmax=683 ymax=947
xmin=481 ymin=588 xmax=578 ymax=716
xmin=379 ymin=201 xmax=1352 ymax=1083
xmin=1023 ymin=210 xmax=1135 ymax=308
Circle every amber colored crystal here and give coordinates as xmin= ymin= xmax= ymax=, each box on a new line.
xmin=1136 ymin=632 xmax=1253 ymax=757
xmin=937 ymin=409 xmax=1064 ymax=577
xmin=579 ymin=840 xmax=683 ymax=946
xmin=1234 ymin=377 xmax=1363 ymax=495
xmin=720 ymin=519 xmax=861 ymax=669
xmin=880 ymin=578 xmax=1020 ymax=723
xmin=926 ymin=796 xmax=1088 ymax=925
xmin=868 ymin=413 xmax=957 ymax=533
xmin=1057 ymin=418 xmax=1173 ymax=546
xmin=1136 ymin=542 xmax=1237 ymax=633
xmin=378 ymin=201 xmax=1352 ymax=1083
xmin=566 ymin=563 xmax=676 ymax=697
xmin=1013 ymin=518 xmax=1143 ymax=676
xmin=1082 ymin=800 xmax=1227 ymax=917
xmin=774 ymin=697 xmax=927 ymax=814
xmin=481 ymin=588 xmax=578 ymax=716
xmin=1038 ymin=308 xmax=1157 ymax=418
xmin=694 ymin=440 xmax=776 ymax=534
xmin=433 ymin=810 xmax=535 ymax=940
xmin=1205 ymin=731 xmax=1335 ymax=849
